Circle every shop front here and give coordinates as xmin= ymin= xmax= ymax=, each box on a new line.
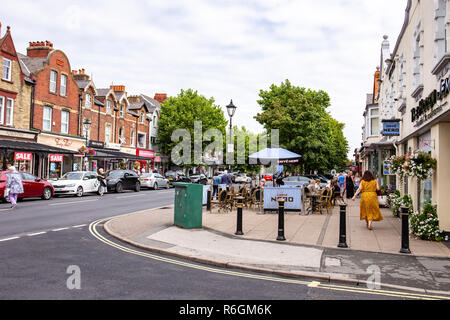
xmin=135 ymin=149 xmax=155 ymax=173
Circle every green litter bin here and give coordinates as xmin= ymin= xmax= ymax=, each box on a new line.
xmin=173 ymin=182 xmax=203 ymax=229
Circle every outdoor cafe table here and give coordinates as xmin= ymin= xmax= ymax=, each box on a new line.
xmin=308 ymin=191 xmax=323 ymax=214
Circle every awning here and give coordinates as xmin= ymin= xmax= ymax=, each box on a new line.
xmin=92 ymin=148 xmax=152 ymax=161
xmin=248 ymin=147 xmax=301 ymax=165
xmin=0 ymin=139 xmax=77 ymax=154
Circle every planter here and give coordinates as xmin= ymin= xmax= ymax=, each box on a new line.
xmin=378 ymin=195 xmax=388 ymax=208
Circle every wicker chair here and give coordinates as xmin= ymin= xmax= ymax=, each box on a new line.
xmin=317 ymin=188 xmax=333 ymax=214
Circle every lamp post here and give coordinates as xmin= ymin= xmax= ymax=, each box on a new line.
xmin=226 ymin=100 xmax=236 ymax=171
xmin=83 ymin=119 xmax=91 ymax=170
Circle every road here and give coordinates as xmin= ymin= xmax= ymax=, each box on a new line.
xmin=0 ymin=186 xmax=445 ymax=302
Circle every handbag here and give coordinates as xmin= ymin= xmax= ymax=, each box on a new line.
xmin=376 ymin=188 xmax=382 ymax=196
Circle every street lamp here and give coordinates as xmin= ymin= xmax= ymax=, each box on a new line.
xmin=226 ymin=100 xmax=236 ymax=171
xmin=82 ymin=119 xmax=91 ymax=171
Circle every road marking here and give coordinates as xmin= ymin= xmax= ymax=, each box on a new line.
xmin=51 ymin=227 xmax=70 ymax=232
xmin=71 ymin=224 xmax=87 ymax=228
xmin=89 ymin=217 xmax=450 ymax=300
xmin=27 ymin=232 xmax=47 ymax=237
xmin=308 ymin=281 xmax=321 ymax=288
xmin=0 ymin=236 xmax=20 ymax=242
xmin=115 ymin=194 xmax=147 ymax=199
xmin=49 ymin=199 xmax=98 ymax=206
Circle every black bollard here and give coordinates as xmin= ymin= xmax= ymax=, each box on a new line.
xmin=338 ymin=202 xmax=348 ymax=248
xmin=277 ymin=198 xmax=286 ymax=241
xmin=400 ymin=206 xmax=411 ymax=254
xmin=235 ymin=196 xmax=244 ymax=235
xmin=207 ymin=189 xmax=211 ymax=212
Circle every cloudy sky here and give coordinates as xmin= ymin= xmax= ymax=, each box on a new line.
xmin=2 ymin=0 xmax=407 ymax=158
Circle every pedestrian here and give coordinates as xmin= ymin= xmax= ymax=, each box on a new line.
xmin=220 ymin=171 xmax=229 ymax=185
xmin=212 ymin=172 xmax=221 ymax=198
xmin=276 ymin=173 xmax=284 ymax=187
xmin=352 ymin=170 xmax=383 ymax=230
xmin=354 ymin=172 xmax=361 ymax=196
xmin=337 ymin=173 xmax=345 ymax=196
xmin=5 ymin=165 xmax=23 ymax=209
xmin=97 ymin=168 xmax=107 ymax=196
xmin=344 ymin=171 xmax=355 ymax=199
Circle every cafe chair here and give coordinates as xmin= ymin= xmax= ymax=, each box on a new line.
xmin=216 ymin=190 xmax=231 ymax=214
xmin=317 ymin=188 xmax=333 ymax=214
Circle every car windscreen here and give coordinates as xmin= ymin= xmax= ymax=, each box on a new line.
xmin=108 ymin=171 xmax=124 ymax=178
xmin=61 ymin=172 xmax=84 ymax=180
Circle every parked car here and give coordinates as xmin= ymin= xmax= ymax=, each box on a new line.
xmin=165 ymin=171 xmax=191 ymax=186
xmin=0 ymin=171 xmax=54 ymax=202
xmin=235 ymin=174 xmax=252 ymax=183
xmin=140 ymin=173 xmax=169 ymax=190
xmin=189 ymin=174 xmax=207 ymax=185
xmin=50 ymin=171 xmax=99 ymax=197
xmin=283 ymin=176 xmax=312 ymax=187
xmin=106 ymin=170 xmax=140 ymax=193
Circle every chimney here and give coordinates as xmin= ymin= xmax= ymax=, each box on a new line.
xmin=110 ymin=85 xmax=126 ymax=92
xmin=154 ymin=93 xmax=167 ymax=103
xmin=27 ymin=40 xmax=54 ymax=58
xmin=73 ymin=68 xmax=90 ymax=81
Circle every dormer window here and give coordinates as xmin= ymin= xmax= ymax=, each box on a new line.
xmin=120 ymin=104 xmax=124 ymax=118
xmin=140 ymin=111 xmax=145 ymax=123
xmin=106 ymin=100 xmax=112 ymax=114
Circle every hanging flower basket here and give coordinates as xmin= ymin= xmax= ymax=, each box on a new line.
xmin=387 ymin=151 xmax=437 ymax=180
xmin=78 ymin=146 xmax=96 ymax=157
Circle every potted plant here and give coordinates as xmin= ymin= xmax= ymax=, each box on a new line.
xmin=409 ymin=203 xmax=445 ymax=241
xmin=378 ymin=184 xmax=389 ymax=208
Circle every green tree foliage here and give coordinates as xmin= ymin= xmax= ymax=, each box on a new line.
xmin=255 ymin=80 xmax=348 ymax=173
xmin=157 ymin=89 xmax=227 ymax=168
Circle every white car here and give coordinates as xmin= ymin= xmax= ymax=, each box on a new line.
xmin=139 ymin=173 xmax=170 ymax=190
xmin=51 ymin=171 xmax=100 ymax=197
xmin=235 ymin=174 xmax=252 ymax=183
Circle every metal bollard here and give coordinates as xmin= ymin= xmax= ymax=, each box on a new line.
xmin=207 ymin=189 xmax=211 ymax=212
xmin=235 ymin=196 xmax=244 ymax=235
xmin=277 ymin=198 xmax=286 ymax=241
xmin=338 ymin=202 xmax=348 ymax=248
xmin=400 ymin=206 xmax=411 ymax=254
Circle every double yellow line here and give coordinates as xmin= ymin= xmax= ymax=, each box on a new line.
xmin=89 ymin=217 xmax=450 ymax=300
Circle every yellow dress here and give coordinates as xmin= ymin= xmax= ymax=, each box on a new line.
xmin=360 ymin=180 xmax=383 ymax=221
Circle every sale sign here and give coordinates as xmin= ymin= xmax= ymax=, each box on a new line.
xmin=49 ymin=154 xmax=63 ymax=162
xmin=14 ymin=152 xmax=32 ymax=161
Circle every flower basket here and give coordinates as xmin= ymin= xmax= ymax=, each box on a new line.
xmin=388 ymin=151 xmax=437 ymax=180
xmin=409 ymin=203 xmax=444 ymax=241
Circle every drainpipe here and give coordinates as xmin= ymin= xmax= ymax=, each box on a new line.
xmin=29 ymin=79 xmax=36 ymax=130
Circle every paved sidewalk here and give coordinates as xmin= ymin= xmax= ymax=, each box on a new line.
xmin=104 ymin=204 xmax=450 ymax=294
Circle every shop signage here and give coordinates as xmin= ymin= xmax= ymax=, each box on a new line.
xmin=136 ymin=149 xmax=155 ymax=158
xmin=278 ymin=158 xmax=300 ymax=164
xmin=382 ymin=120 xmax=400 ymax=136
xmin=105 ymin=142 xmax=121 ymax=150
xmin=411 ymin=75 xmax=450 ymax=126
xmin=49 ymin=154 xmax=63 ymax=162
xmin=88 ymin=140 xmax=105 ymax=149
xmin=14 ymin=152 xmax=32 ymax=161
xmin=263 ymin=187 xmax=303 ymax=210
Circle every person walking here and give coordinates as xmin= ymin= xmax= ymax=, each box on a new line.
xmin=5 ymin=165 xmax=24 ymax=209
xmin=97 ymin=168 xmax=107 ymax=196
xmin=212 ymin=172 xmax=221 ymax=198
xmin=344 ymin=171 xmax=355 ymax=199
xmin=354 ymin=172 xmax=361 ymax=197
xmin=337 ymin=173 xmax=345 ymax=196
xmin=352 ymin=170 xmax=383 ymax=230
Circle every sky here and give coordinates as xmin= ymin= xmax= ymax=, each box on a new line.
xmin=1 ymin=0 xmax=407 ymax=159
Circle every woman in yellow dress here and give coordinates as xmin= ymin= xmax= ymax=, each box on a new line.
xmin=352 ymin=171 xmax=383 ymax=230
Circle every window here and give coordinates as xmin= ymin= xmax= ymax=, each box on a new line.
xmin=106 ymin=100 xmax=112 ymax=114
xmin=85 ymin=93 xmax=92 ymax=109
xmin=369 ymin=108 xmax=379 ymax=136
xmin=435 ymin=0 xmax=447 ymax=62
xmin=413 ymin=23 xmax=423 ymax=88
xmin=105 ymin=124 xmax=111 ymax=143
xmin=2 ymin=58 xmax=11 ymax=81
xmin=119 ymin=127 xmax=125 ymax=144
xmin=120 ymin=104 xmax=124 ymax=118
xmin=140 ymin=111 xmax=145 ymax=123
xmin=43 ymin=106 xmax=52 ymax=131
xmin=0 ymin=97 xmax=4 ymax=124
xmin=60 ymin=74 xmax=67 ymax=96
xmin=61 ymin=110 xmax=69 ymax=134
xmin=137 ymin=132 xmax=146 ymax=148
xmin=83 ymin=122 xmax=90 ymax=140
xmin=131 ymin=130 xmax=135 ymax=146
xmin=50 ymin=70 xmax=57 ymax=93
xmin=5 ymin=98 xmax=13 ymax=126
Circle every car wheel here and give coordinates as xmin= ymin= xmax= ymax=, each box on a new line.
xmin=153 ymin=183 xmax=158 ymax=190
xmin=42 ymin=187 xmax=52 ymax=200
xmin=76 ymin=186 xmax=83 ymax=197
xmin=134 ymin=182 xmax=140 ymax=192
xmin=115 ymin=182 xmax=123 ymax=193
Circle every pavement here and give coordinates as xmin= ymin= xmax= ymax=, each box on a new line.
xmin=104 ymin=201 xmax=450 ymax=295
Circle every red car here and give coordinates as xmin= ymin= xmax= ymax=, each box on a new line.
xmin=0 ymin=171 xmax=54 ymax=202
xmin=264 ymin=175 xmax=273 ymax=181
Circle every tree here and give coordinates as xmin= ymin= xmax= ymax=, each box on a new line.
xmin=255 ymin=80 xmax=348 ymax=173
xmin=157 ymin=89 xmax=227 ymax=169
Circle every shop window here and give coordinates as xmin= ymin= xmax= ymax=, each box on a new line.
xmin=60 ymin=74 xmax=67 ymax=96
xmin=2 ymin=58 xmax=11 ymax=81
xmin=50 ymin=70 xmax=57 ymax=93
xmin=43 ymin=106 xmax=52 ymax=131
xmin=61 ymin=110 xmax=69 ymax=134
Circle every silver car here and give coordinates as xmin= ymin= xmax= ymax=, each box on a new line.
xmin=139 ymin=173 xmax=169 ymax=190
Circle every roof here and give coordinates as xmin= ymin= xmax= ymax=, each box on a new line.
xmin=97 ymin=88 xmax=115 ymax=98
xmin=94 ymin=99 xmax=104 ymax=107
xmin=17 ymin=52 xmax=47 ymax=75
xmin=127 ymin=110 xmax=138 ymax=117
xmin=141 ymin=94 xmax=160 ymax=113
xmin=128 ymin=101 xmax=144 ymax=110
xmin=75 ymin=80 xmax=90 ymax=90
